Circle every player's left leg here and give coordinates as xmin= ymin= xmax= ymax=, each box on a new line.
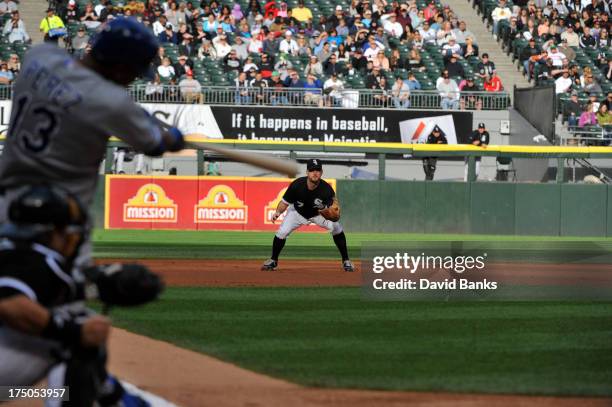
xmin=310 ymin=216 xmax=354 ymax=272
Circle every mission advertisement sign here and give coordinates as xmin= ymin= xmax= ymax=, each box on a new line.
xmin=105 ymin=175 xmax=336 ymax=231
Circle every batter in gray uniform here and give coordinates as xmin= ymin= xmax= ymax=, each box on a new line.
xmin=261 ymin=159 xmax=354 ymax=272
xmin=0 ymin=17 xmax=184 ymax=266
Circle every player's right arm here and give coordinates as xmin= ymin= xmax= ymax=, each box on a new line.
xmin=0 ymin=295 xmax=110 ymax=348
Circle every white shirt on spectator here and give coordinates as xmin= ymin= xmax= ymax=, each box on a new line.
xmin=157 ymin=64 xmax=175 ymax=78
xmin=419 ymin=27 xmax=437 ymax=44
xmin=243 ymin=62 xmax=259 ymax=72
xmin=323 ymin=77 xmax=344 ymax=99
xmin=179 ymin=77 xmax=202 ymax=95
xmin=561 ymin=30 xmax=580 ymax=47
xmin=279 ymin=38 xmax=299 ymax=55
xmin=213 ymin=37 xmax=232 ymax=59
xmin=152 ymin=20 xmax=166 ymax=36
xmin=547 ymin=50 xmax=566 ymax=67
xmin=491 ymin=6 xmax=512 ymax=22
xmin=555 ymin=75 xmax=572 ymax=94
xmin=247 ymin=38 xmax=263 ymax=53
xmin=0 ymin=1 xmax=17 ymax=14
xmin=381 ymin=14 xmax=403 ymax=38
xmin=363 ymin=45 xmax=384 ymax=61
xmin=3 ymin=18 xmax=29 ymax=43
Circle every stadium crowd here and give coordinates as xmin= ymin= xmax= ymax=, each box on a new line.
xmin=31 ymin=0 xmax=513 ymax=110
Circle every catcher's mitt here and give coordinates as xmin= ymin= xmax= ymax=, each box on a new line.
xmin=83 ymin=263 xmax=164 ymax=307
xmin=319 ymin=200 xmax=340 ymax=222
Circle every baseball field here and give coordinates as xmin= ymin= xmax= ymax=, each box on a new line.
xmin=92 ymin=230 xmax=612 ymax=406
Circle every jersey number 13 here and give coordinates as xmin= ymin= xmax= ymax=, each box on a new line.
xmin=10 ymin=94 xmax=60 ymax=153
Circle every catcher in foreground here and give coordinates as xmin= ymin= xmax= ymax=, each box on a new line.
xmin=262 ymin=159 xmax=354 ymax=272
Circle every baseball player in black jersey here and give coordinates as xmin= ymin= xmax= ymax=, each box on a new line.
xmin=0 ymin=185 xmax=162 ymax=406
xmin=464 ymin=122 xmax=490 ymax=181
xmin=262 ymin=159 xmax=354 ymax=272
xmin=423 ymin=125 xmax=448 ymax=181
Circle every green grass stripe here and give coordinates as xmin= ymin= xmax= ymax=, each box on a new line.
xmin=92 ymin=230 xmax=612 ymax=260
xmin=108 ymin=287 xmax=612 ymax=396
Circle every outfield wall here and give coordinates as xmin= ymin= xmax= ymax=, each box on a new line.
xmin=337 ymin=181 xmax=612 ymax=237
xmin=94 ymin=176 xmax=612 ymax=237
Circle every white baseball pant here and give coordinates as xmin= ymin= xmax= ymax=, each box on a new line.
xmin=275 ymin=205 xmax=343 ymax=239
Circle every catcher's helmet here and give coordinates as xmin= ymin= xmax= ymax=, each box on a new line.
xmin=90 ymin=17 xmax=158 ymax=78
xmin=0 ymin=185 xmax=88 ymax=241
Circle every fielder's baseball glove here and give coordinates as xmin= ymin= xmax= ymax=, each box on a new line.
xmin=319 ymin=200 xmax=340 ymax=222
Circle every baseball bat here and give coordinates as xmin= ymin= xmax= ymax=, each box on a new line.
xmin=151 ymin=116 xmax=298 ymax=177
xmin=183 ymin=135 xmax=299 ymax=178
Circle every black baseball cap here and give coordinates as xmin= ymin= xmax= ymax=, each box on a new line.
xmin=306 ymin=159 xmax=323 ymax=171
xmin=478 ymin=122 xmax=486 ymax=128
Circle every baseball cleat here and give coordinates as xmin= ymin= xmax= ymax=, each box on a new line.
xmin=261 ymin=259 xmax=278 ymax=271
xmin=343 ymin=260 xmax=355 ymax=272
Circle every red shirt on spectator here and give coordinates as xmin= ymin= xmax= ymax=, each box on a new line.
xmin=484 ymin=75 xmax=503 ymax=92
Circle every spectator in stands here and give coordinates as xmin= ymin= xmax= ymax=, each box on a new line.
xmin=551 ymin=58 xmax=571 ymax=79
xmin=372 ymin=50 xmax=390 ymax=71
xmin=366 ymin=65 xmax=382 ymax=88
xmin=3 ymin=11 xmax=29 ymax=44
xmin=179 ymin=72 xmax=203 ymax=103
xmin=597 ymin=104 xmax=612 ymax=126
xmin=263 ymin=31 xmax=279 ymax=54
xmin=484 ymin=71 xmax=503 ymax=91
xmin=583 ymin=75 xmax=603 ymax=94
xmin=477 ymin=53 xmax=496 ymax=81
xmin=536 ymin=57 xmax=555 ymax=84
xmin=579 ymin=102 xmax=597 ymax=127
xmin=71 ymin=26 xmax=90 ymax=59
xmin=547 ymin=44 xmax=566 ymax=67
xmin=228 ymin=36 xmax=246 ymax=60
xmin=0 ymin=62 xmax=13 ymax=84
xmin=372 ymin=76 xmax=390 ymax=107
xmin=445 ymin=55 xmax=465 ymax=79
xmin=178 ymin=33 xmax=195 ymax=57
xmin=316 ymin=41 xmax=333 ymax=63
xmin=249 ymin=71 xmax=269 ymax=104
xmin=324 ymin=54 xmax=343 ymax=76
xmin=598 ymin=29 xmax=610 ymax=48
xmin=564 ymin=91 xmax=582 ymax=126
xmin=520 ymin=38 xmax=540 ymax=78
xmin=603 ymin=92 xmax=612 ymax=110
xmin=174 ymin=55 xmax=193 ymax=78
xmin=6 ymin=54 xmax=19 ymax=75
xmin=235 ymin=71 xmax=251 ymax=104
xmin=157 ymin=56 xmax=176 ymax=80
xmin=381 ymin=12 xmax=403 ymax=38
xmin=243 ymin=56 xmax=259 ymax=72
xmin=198 ymin=39 xmax=218 ymax=60
xmin=213 ymin=33 xmax=232 ymax=58
xmin=557 ymin=39 xmax=576 ymax=62
xmin=159 ymin=23 xmax=179 ymax=44
xmin=579 ymin=26 xmax=597 ymax=48
xmin=453 ymin=21 xmax=475 ymax=44
xmin=406 ymin=49 xmax=425 ymax=72
xmin=491 ymin=0 xmax=512 ymax=40
xmin=258 ymin=53 xmax=274 ymax=78
xmin=323 ymin=73 xmax=344 ymax=106
xmin=145 ymin=73 xmax=164 ymax=101
xmin=292 ymin=0 xmax=313 ymax=23
xmin=279 ymin=30 xmax=299 ymax=54
xmin=304 ymin=74 xmax=323 ymax=106
xmin=0 ymin=0 xmax=17 ymax=16
xmin=40 ymin=8 xmax=66 ymax=44
xmin=98 ymin=1 xmax=116 ymax=22
xmin=561 ymin=25 xmax=580 ymax=46
xmin=418 ymin=20 xmax=436 ymax=44
xmin=304 ymin=55 xmax=323 ymax=77
xmin=554 ymin=70 xmax=573 ymax=94
xmin=442 ymin=37 xmax=462 ymax=60
xmin=406 ymin=71 xmax=421 ymax=90
xmin=80 ymin=2 xmax=100 ymax=29
xmin=464 ymin=122 xmax=490 ymax=181
xmin=391 ymin=76 xmax=411 ymax=108
xmin=437 ymin=71 xmax=460 ymax=109
xmin=460 ymin=77 xmax=482 ymax=110
xmin=223 ymin=50 xmax=242 ymax=72
xmin=461 ymin=36 xmax=479 ymax=59
xmin=152 ymin=14 xmax=167 ymax=36
xmin=268 ymin=71 xmax=288 ymax=104
xmin=65 ymin=0 xmax=79 ymax=23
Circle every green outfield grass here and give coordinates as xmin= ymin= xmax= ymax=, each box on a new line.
xmin=92 ymin=229 xmax=612 ymax=259
xmin=109 ymin=287 xmax=612 ymax=396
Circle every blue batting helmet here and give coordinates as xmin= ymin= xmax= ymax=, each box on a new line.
xmin=90 ymin=17 xmax=159 ymax=78
xmin=0 ymin=185 xmax=88 ymax=241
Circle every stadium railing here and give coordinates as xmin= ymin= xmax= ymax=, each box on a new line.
xmin=127 ymin=85 xmax=512 ymax=110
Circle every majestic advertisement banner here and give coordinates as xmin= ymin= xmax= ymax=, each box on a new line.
xmin=140 ymin=104 xmax=473 ymax=144
xmin=105 ymin=175 xmax=336 ymax=231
